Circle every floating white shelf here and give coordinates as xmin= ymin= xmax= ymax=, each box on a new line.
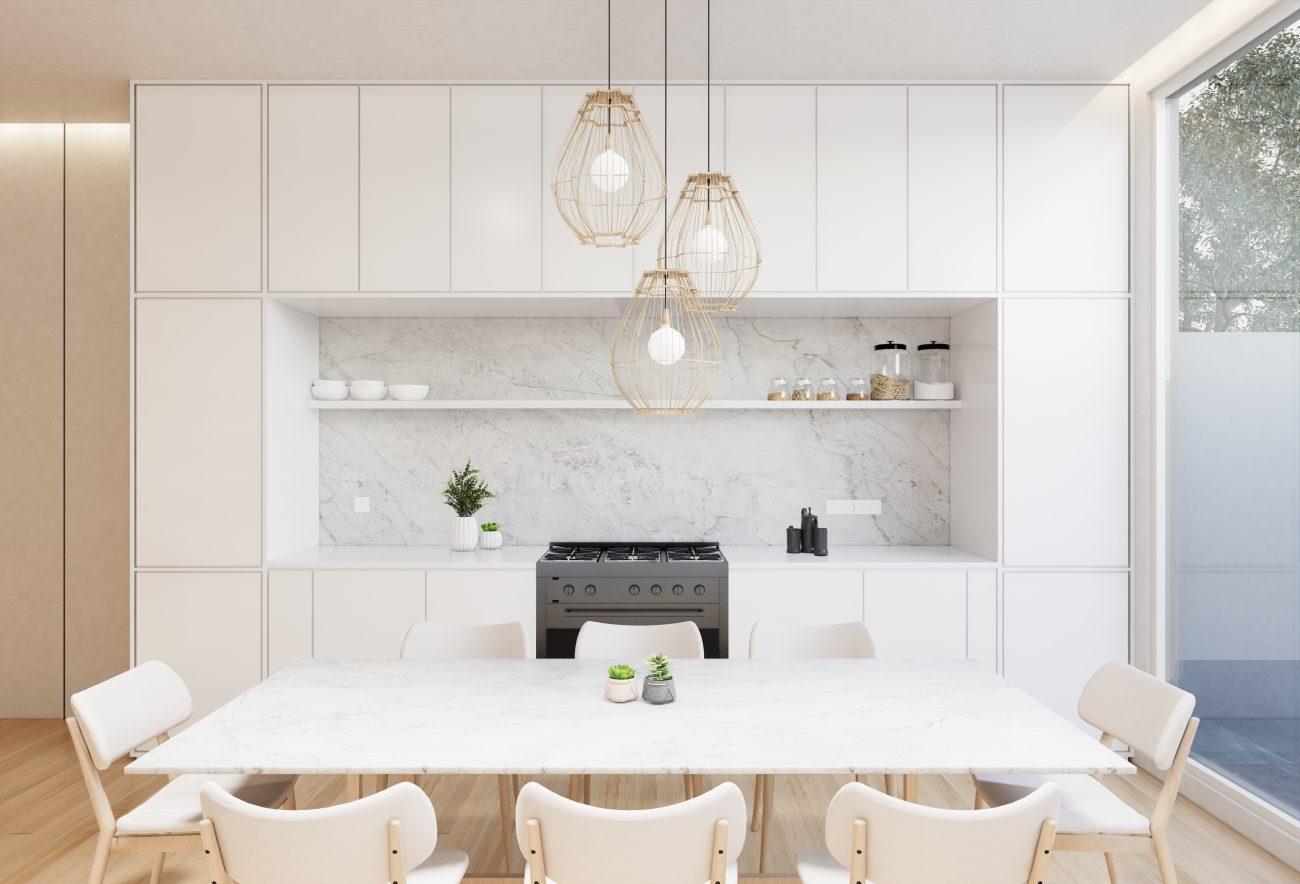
xmin=306 ymin=398 xmax=962 ymax=411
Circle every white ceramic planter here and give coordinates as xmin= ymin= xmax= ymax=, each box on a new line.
xmin=604 ymin=677 xmax=639 ymax=703
xmin=450 ymin=517 xmax=478 ymax=551
xmin=480 ymin=530 xmax=503 ymax=550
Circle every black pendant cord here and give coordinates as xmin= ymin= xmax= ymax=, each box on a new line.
xmin=606 ymin=0 xmax=612 ymax=134
xmin=663 ymin=0 xmax=669 ymax=309
xmin=705 ymin=0 xmax=711 ymax=214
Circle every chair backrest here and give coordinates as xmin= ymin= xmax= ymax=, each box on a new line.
xmin=1077 ymin=661 xmax=1196 ymax=770
xmin=200 ymin=781 xmax=437 ymax=884
xmin=68 ymin=660 xmax=192 ymax=769
xmin=573 ymin=620 xmax=705 ymax=660
xmin=400 ymin=621 xmax=527 ymax=659
xmin=514 ymin=781 xmax=746 ymax=884
xmin=749 ymin=621 xmax=876 ymax=659
xmin=824 ymin=781 xmax=1059 ymax=884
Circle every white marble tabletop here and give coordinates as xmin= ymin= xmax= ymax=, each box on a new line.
xmin=128 ymin=659 xmax=1131 ymax=778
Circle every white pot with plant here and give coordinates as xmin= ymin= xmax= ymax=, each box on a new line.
xmin=604 ymin=664 xmax=638 ymax=703
xmin=480 ymin=522 xmax=504 ymax=549
xmin=442 ymin=459 xmax=494 ymax=552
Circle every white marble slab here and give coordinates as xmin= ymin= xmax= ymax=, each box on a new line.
xmin=127 ymin=660 xmax=1131 ymax=778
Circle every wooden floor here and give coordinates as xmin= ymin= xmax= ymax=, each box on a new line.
xmin=3 ymin=719 xmax=1297 ymax=883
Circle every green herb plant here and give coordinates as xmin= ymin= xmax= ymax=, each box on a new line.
xmin=646 ymin=654 xmax=672 ymax=683
xmin=607 ymin=663 xmax=635 ymax=681
xmin=442 ymin=459 xmax=495 ymax=517
xmin=480 ymin=522 xmax=500 ymax=532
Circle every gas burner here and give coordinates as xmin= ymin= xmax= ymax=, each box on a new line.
xmin=665 ymin=544 xmax=724 ymax=562
xmin=542 ymin=544 xmax=603 ymax=561
xmin=603 ymin=545 xmax=662 ymax=562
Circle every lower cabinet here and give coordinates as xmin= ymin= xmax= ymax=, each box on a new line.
xmin=313 ymin=570 xmax=425 ymax=658
xmin=134 ymin=571 xmax=262 ymax=729
xmin=727 ymin=570 xmax=864 ymax=659
xmin=426 ymin=569 xmax=538 ymax=657
xmin=864 ymin=570 xmax=968 ymax=659
xmin=268 ymin=570 xmax=313 ymax=674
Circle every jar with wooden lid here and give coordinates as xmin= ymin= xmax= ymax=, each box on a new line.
xmin=767 ymin=377 xmax=790 ymax=401
xmin=791 ymin=378 xmax=814 ymax=401
xmin=846 ymin=377 xmax=869 ymax=401
xmin=871 ymin=341 xmax=911 ymax=400
xmin=816 ymin=378 xmax=841 ymax=401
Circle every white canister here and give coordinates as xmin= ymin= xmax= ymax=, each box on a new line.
xmin=450 ymin=517 xmax=478 ymax=551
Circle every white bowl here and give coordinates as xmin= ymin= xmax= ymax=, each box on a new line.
xmin=348 ymin=384 xmax=388 ymax=401
xmin=388 ymin=384 xmax=430 ymax=401
xmin=349 ymin=379 xmax=385 ymax=387
xmin=313 ymin=379 xmax=347 ymax=387
xmin=311 ymin=385 xmax=349 ymax=401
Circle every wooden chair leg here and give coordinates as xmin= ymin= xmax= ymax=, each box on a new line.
xmin=512 ymin=774 xmax=522 ymax=800
xmin=1154 ymin=833 xmax=1178 ymax=884
xmin=691 ymin=774 xmax=705 ymax=798
xmin=497 ymin=774 xmax=514 ymax=873
xmin=346 ymin=774 xmax=362 ymax=801
xmin=376 ymin=774 xmax=390 ymax=791
xmin=903 ymin=774 xmax=918 ymax=803
xmin=683 ymin=774 xmax=694 ymax=799
xmin=88 ymin=831 xmax=112 ymax=884
xmin=758 ymin=770 xmax=774 ymax=873
xmin=148 ymin=852 xmax=165 ymax=884
xmin=582 ymin=774 xmax=591 ymax=804
xmin=884 ymin=773 xmax=898 ymax=798
xmin=1105 ymin=852 xmax=1120 ymax=884
xmin=750 ymin=774 xmax=763 ymax=832
xmin=568 ymin=774 xmax=583 ymax=801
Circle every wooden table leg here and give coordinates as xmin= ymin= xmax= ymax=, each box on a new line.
xmin=583 ymin=774 xmax=591 ymax=804
xmin=758 ymin=771 xmax=774 ymax=873
xmin=346 ymin=774 xmax=362 ymax=802
xmin=750 ymin=775 xmax=763 ymax=832
xmin=690 ymin=774 xmax=705 ymax=798
xmin=497 ymin=774 xmax=514 ymax=873
xmin=903 ymin=774 xmax=918 ymax=803
xmin=568 ymin=774 xmax=583 ymax=801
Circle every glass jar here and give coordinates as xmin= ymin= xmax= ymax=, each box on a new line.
xmin=816 ymin=378 xmax=841 ymax=401
xmin=791 ymin=378 xmax=814 ymax=401
xmin=914 ymin=341 xmax=954 ymax=400
xmin=767 ymin=377 xmax=790 ymax=401
xmin=870 ymin=341 xmax=911 ymax=400
xmin=846 ymin=377 xmax=869 ymax=401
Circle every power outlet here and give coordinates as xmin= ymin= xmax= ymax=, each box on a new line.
xmin=354 ymin=497 xmax=370 ymax=513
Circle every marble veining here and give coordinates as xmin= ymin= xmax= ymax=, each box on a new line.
xmin=128 ymin=659 xmax=1132 ymax=777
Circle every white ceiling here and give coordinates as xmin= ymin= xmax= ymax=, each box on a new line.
xmin=0 ymin=0 xmax=1214 ymax=122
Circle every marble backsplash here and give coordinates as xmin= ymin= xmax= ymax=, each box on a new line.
xmin=319 ymin=317 xmax=951 ymax=546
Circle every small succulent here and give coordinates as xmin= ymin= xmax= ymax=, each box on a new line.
xmin=646 ymin=654 xmax=672 ymax=682
xmin=481 ymin=522 xmax=500 ymax=532
xmin=607 ymin=663 xmax=635 ymax=681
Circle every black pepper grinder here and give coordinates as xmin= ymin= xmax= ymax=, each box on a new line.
xmin=786 ymin=526 xmax=802 ymax=554
xmin=814 ymin=527 xmax=829 ymax=556
xmin=800 ymin=506 xmax=818 ymax=554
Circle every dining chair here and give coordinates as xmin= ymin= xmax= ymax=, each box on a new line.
xmin=66 ymin=660 xmax=298 ymax=884
xmin=514 ymin=780 xmax=747 ymax=884
xmin=796 ymin=780 xmax=1059 ymax=884
xmin=973 ymin=661 xmax=1198 ymax=884
xmin=198 ymin=780 xmax=469 ymax=884
xmin=747 ymin=620 xmax=883 ymax=873
xmin=573 ymin=620 xmax=706 ymax=805
xmin=397 ymin=620 xmax=528 ymax=872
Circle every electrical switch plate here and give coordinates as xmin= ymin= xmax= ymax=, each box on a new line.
xmin=826 ymin=499 xmax=855 ymax=515
xmin=354 ymin=497 xmax=370 ymax=513
xmin=853 ymin=499 xmax=883 ymax=515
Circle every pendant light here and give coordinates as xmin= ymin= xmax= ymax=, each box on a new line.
xmin=661 ymin=0 xmax=761 ymax=311
xmin=611 ymin=0 xmax=722 ymax=415
xmin=551 ymin=0 xmax=665 ymax=247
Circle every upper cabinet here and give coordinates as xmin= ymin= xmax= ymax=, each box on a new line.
xmin=1003 ymin=84 xmax=1129 ymax=293
xmin=134 ymin=85 xmax=262 ymax=292
xmin=451 ymin=86 xmax=543 ymax=292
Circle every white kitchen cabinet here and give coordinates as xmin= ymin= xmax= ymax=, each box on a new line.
xmin=966 ymin=569 xmax=998 ymax=671
xmin=135 ymin=572 xmax=262 ymax=728
xmin=816 ymin=86 xmax=908 ymax=292
xmin=268 ymin=85 xmax=359 ymax=292
xmin=1004 ymin=85 xmax=1129 ymax=293
xmin=907 ymin=85 xmax=997 ymax=292
xmin=727 ymin=570 xmax=863 ymax=659
xmin=268 ymin=570 xmax=313 ymax=674
xmin=541 ymin=86 xmax=636 ymax=293
xmin=426 ymin=570 xmax=537 ymax=657
xmin=134 ymin=85 xmax=262 ymax=292
xmin=313 ymin=570 xmax=425 ymax=659
xmin=725 ymin=86 xmax=817 ymax=293
xmin=864 ymin=570 xmax=967 ymax=659
xmin=360 ymin=85 xmax=451 ymax=292
xmin=1003 ymin=572 xmax=1129 ymax=731
xmin=135 ymin=298 xmax=262 ymax=567
xmin=1003 ymin=298 xmax=1128 ymax=568
xmin=451 ymin=86 xmax=542 ymax=292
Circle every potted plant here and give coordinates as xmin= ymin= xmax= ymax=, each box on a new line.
xmin=442 ymin=459 xmax=495 ymax=551
xmin=604 ymin=663 xmax=638 ymax=703
xmin=479 ymin=522 xmax=503 ymax=550
xmin=641 ymin=654 xmax=676 ymax=705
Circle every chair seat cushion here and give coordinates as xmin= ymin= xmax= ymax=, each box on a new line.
xmin=408 ymin=848 xmax=470 ymax=883
xmin=523 ymin=861 xmax=738 ymax=884
xmin=116 ymin=773 xmax=297 ymax=835
xmin=974 ymin=774 xmax=1149 ymax=836
xmin=797 ymin=849 xmax=872 ymax=884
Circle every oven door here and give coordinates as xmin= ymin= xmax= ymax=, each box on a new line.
xmin=542 ymin=604 xmax=722 ymax=658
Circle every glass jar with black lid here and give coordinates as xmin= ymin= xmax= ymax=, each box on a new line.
xmin=870 ymin=341 xmax=911 ymax=400
xmin=914 ymin=341 xmax=954 ymax=400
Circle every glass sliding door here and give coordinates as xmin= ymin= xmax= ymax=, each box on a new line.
xmin=1171 ymin=17 xmax=1300 ymax=818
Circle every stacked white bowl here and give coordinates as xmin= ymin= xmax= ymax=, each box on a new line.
xmin=310 ymin=379 xmax=348 ymax=401
xmin=388 ymin=384 xmax=431 ymax=401
xmin=349 ymin=379 xmax=387 ymax=401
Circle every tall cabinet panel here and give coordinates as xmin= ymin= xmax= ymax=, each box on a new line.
xmin=135 ymin=298 xmax=262 ymax=567
xmin=134 ymin=85 xmax=262 ymax=292
xmin=1004 ymin=85 xmax=1129 ymax=292
xmin=907 ymin=85 xmax=997 ymax=292
xmin=816 ymin=86 xmax=908 ymax=292
xmin=268 ymin=85 xmax=359 ymax=292
xmin=360 ymin=85 xmax=451 ymax=292
xmin=725 ymin=86 xmax=817 ymax=292
xmin=451 ymin=86 xmax=542 ymax=292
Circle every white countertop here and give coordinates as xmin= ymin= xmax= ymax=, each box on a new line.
xmin=269 ymin=545 xmax=995 ymax=570
xmin=128 ymin=659 xmax=1127 ymax=777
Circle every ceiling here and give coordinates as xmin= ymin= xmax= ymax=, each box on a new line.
xmin=0 ymin=0 xmax=1215 ymax=122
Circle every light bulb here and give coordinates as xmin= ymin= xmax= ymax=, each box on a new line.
xmin=694 ymin=218 xmax=729 ymax=266
xmin=648 ymin=311 xmax=686 ymax=366
xmin=590 ymin=148 xmax=630 ymax=192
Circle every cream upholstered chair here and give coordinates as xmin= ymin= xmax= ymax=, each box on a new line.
xmin=514 ymin=780 xmax=747 ymax=884
xmin=974 ymin=661 xmax=1198 ymax=884
xmin=573 ymin=620 xmax=706 ymax=804
xmin=66 ymin=661 xmax=297 ymax=884
xmin=748 ymin=620 xmax=881 ymax=872
xmin=797 ymin=780 xmax=1060 ymax=884
xmin=199 ymin=780 xmax=469 ymax=884
xmin=397 ymin=620 xmax=528 ymax=871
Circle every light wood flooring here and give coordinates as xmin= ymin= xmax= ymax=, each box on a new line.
xmin=3 ymin=719 xmax=1297 ymax=883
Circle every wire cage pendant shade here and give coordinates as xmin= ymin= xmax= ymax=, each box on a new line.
xmin=552 ymin=89 xmax=665 ymax=247
xmin=661 ymin=171 xmax=762 ymax=311
xmin=611 ymin=268 xmax=722 ymax=415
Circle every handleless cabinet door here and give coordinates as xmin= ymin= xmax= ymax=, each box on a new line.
xmin=269 ymin=85 xmax=359 ymax=292
xmin=725 ymin=86 xmax=816 ymax=293
xmin=864 ymin=570 xmax=967 ymax=658
xmin=269 ymin=570 xmax=313 ymax=675
xmin=817 ymin=86 xmax=908 ymax=292
xmin=1004 ymin=85 xmax=1129 ymax=293
xmin=135 ymin=298 xmax=261 ymax=567
xmin=313 ymin=570 xmax=425 ymax=659
xmin=361 ymin=86 xmax=450 ymax=292
xmin=727 ymin=570 xmax=863 ymax=659
xmin=134 ymin=85 xmax=262 ymax=292
xmin=426 ymin=570 xmax=537 ymax=657
xmin=908 ymin=85 xmax=997 ymax=292
xmin=451 ymin=86 xmax=542 ymax=292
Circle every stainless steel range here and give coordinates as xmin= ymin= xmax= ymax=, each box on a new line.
xmin=535 ymin=542 xmax=729 ymax=658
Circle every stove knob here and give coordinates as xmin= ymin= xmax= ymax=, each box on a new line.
xmin=650 ymin=584 xmax=663 ymax=596
xmin=562 ymin=584 xmax=575 ymax=596
xmin=628 ymin=584 xmax=641 ymax=596
xmin=694 ymin=584 xmax=707 ymax=596
xmin=585 ymin=584 xmax=597 ymax=596
xmin=672 ymin=584 xmax=685 ymax=596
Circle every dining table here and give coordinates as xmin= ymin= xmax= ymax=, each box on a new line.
xmin=128 ymin=657 xmax=1132 ymax=871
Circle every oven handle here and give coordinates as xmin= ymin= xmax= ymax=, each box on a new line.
xmin=561 ymin=607 xmax=706 ymax=616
